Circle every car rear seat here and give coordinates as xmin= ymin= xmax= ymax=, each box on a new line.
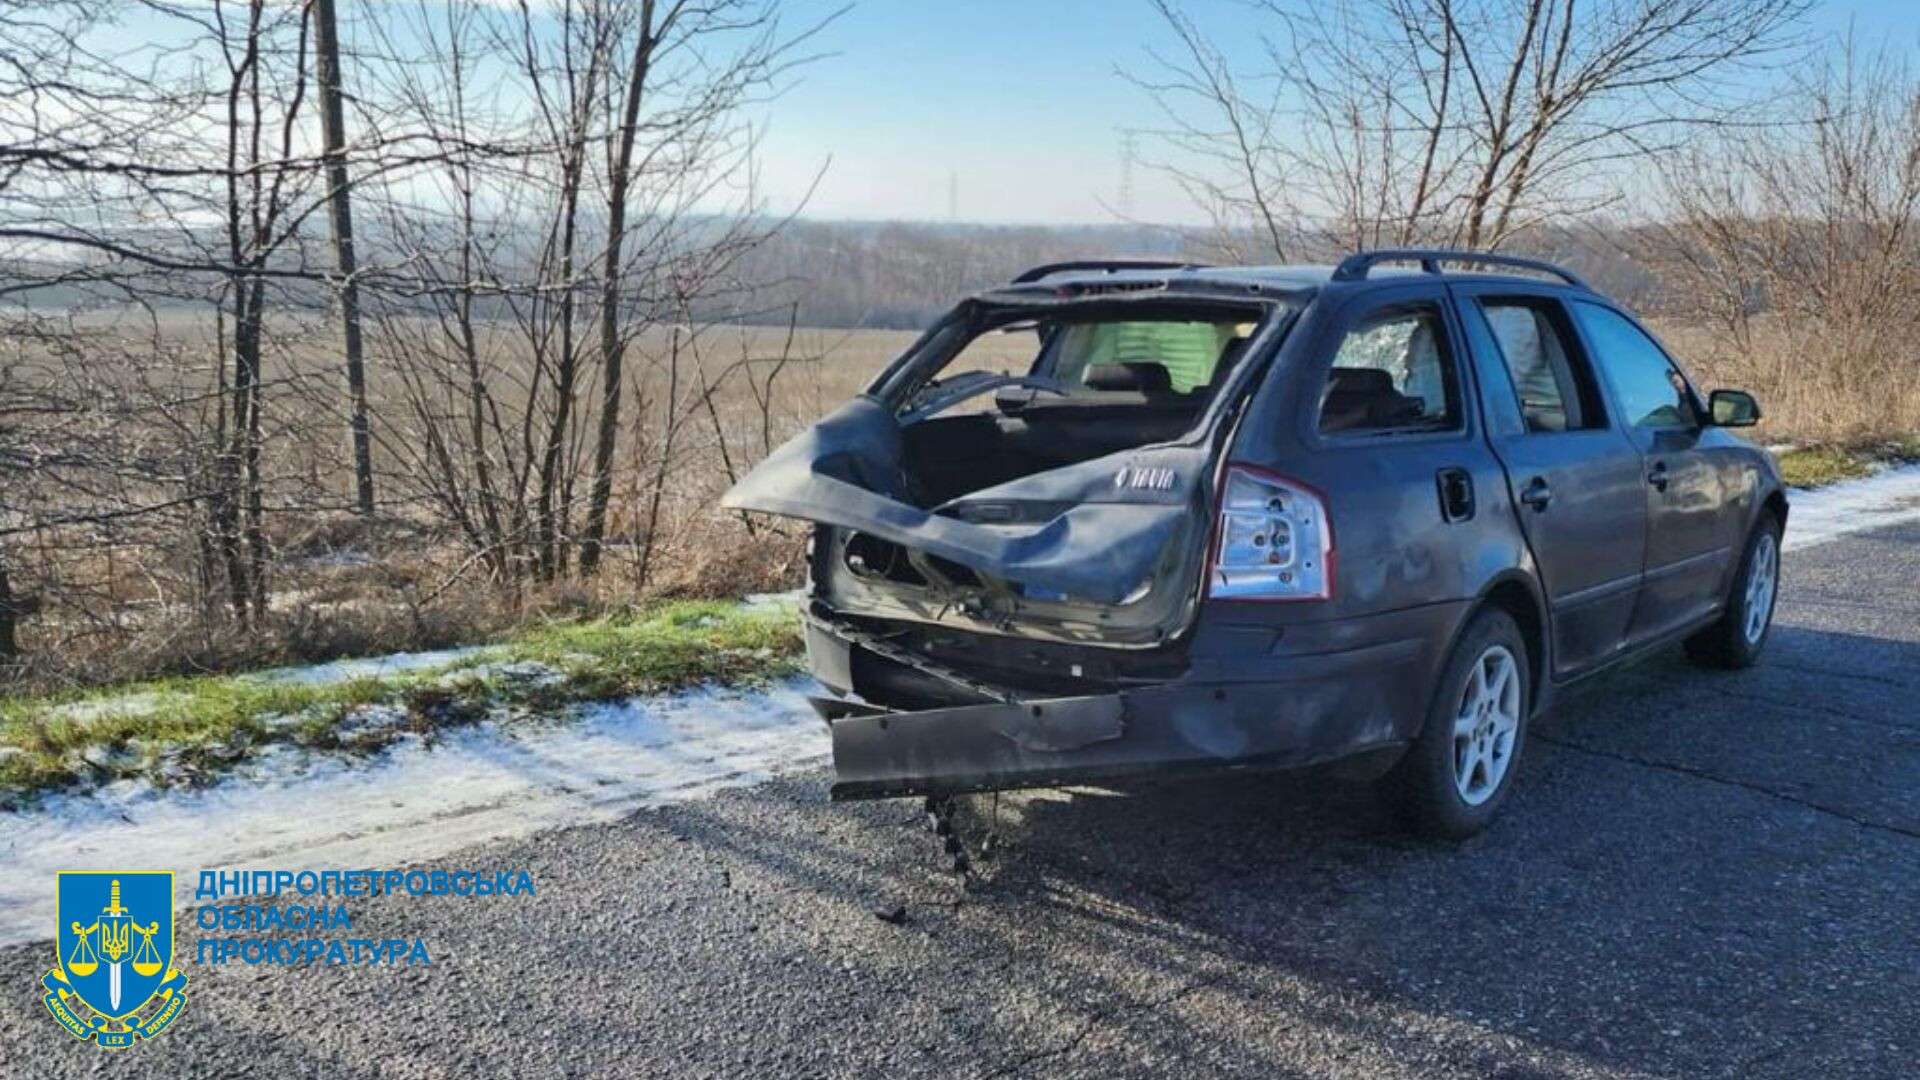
xmin=1320 ymin=367 xmax=1426 ymax=431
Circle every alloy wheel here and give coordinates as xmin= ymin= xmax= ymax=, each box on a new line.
xmin=1453 ymin=645 xmax=1521 ymax=806
xmin=1743 ymin=531 xmax=1778 ymax=646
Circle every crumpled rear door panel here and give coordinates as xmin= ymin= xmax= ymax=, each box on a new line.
xmin=721 ymin=397 xmax=1211 ymax=608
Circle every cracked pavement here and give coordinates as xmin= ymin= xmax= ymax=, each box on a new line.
xmin=3 ymin=521 xmax=1917 ymax=1078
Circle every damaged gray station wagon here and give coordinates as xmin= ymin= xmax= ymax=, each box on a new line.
xmin=725 ymin=250 xmax=1787 ymax=839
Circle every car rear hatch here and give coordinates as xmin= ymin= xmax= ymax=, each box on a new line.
xmin=722 ymin=279 xmax=1305 ymax=799
xmin=723 ymin=285 xmax=1297 ymax=650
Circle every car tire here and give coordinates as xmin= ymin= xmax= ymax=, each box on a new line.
xmin=1683 ymin=512 xmax=1783 ymax=670
xmin=1381 ymin=608 xmax=1530 ymax=840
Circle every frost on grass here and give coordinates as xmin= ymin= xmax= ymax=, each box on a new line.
xmin=49 ymin=692 xmax=181 ymax=723
xmin=248 ymin=645 xmax=499 ymax=687
xmin=336 ymin=704 xmax=413 ymax=740
xmin=436 ymin=660 xmax=569 ymax=691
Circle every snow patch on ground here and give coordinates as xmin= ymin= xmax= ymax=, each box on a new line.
xmin=247 ymin=645 xmax=498 ymax=686
xmin=0 ymin=680 xmax=825 ymax=947
xmin=743 ymin=588 xmax=805 ymax=610
xmin=1783 ymin=462 xmax=1920 ymax=552
xmin=50 ymin=691 xmax=179 ymax=723
xmin=301 ymin=548 xmax=373 ymax=569
xmin=334 ymin=703 xmax=413 ymax=739
xmin=437 ymin=659 xmax=570 ymax=690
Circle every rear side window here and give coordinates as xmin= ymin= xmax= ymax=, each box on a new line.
xmin=1478 ymin=300 xmax=1605 ymax=432
xmin=1318 ymin=302 xmax=1458 ymax=434
xmin=1572 ymin=302 xmax=1699 ymax=429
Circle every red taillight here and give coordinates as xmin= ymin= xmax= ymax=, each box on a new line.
xmin=1206 ymin=464 xmax=1334 ymax=601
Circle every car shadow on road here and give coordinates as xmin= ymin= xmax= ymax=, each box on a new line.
xmin=864 ymin=624 xmax=1920 ymax=1076
xmin=350 ymin=616 xmax=1913 ymax=1078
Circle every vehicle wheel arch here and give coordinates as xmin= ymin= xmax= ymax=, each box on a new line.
xmin=1443 ymin=572 xmax=1550 ymax=723
xmin=1761 ymin=488 xmax=1789 ymax=532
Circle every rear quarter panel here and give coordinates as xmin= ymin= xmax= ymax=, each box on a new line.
xmin=1217 ymin=282 xmax=1536 ymax=623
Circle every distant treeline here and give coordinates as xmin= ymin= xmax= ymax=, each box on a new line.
xmin=3 ymin=216 xmax=1662 ymax=332
xmin=737 ymin=219 xmax=1193 ymax=329
xmin=735 ymin=218 xmax=1663 ymax=330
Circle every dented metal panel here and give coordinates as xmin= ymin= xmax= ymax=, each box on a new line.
xmin=812 ymin=594 xmax=1467 ymax=799
xmin=720 ymin=396 xmax=1206 ymax=607
xmin=721 ymin=291 xmax=1300 ymax=644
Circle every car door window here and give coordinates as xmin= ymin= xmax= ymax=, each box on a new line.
xmin=1478 ymin=300 xmax=1604 ymax=433
xmin=1319 ymin=302 xmax=1459 ymax=434
xmin=1572 ymin=302 xmax=1699 ymax=430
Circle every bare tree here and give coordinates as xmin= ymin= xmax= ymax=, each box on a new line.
xmin=311 ymin=0 xmax=376 ymax=516
xmin=1637 ymin=37 xmax=1920 ymax=442
xmin=578 ymin=0 xmax=831 ymax=574
xmin=0 ymin=546 xmax=17 ymax=660
xmin=345 ymin=0 xmax=831 ymax=587
xmin=0 ymin=0 xmax=838 ymax=682
xmin=1135 ymin=0 xmax=1810 ymax=257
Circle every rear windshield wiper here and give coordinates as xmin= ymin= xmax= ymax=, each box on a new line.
xmin=900 ymin=374 xmax=1070 ymax=424
xmin=1361 ymin=421 xmax=1456 ymax=437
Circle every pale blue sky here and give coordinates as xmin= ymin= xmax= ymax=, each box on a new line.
xmin=753 ymin=0 xmax=1920 ymax=225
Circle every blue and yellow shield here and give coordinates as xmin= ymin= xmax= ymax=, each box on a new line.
xmin=45 ymin=871 xmax=189 ymax=1049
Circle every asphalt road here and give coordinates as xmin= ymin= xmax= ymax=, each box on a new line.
xmin=4 ymin=522 xmax=1917 ymax=1078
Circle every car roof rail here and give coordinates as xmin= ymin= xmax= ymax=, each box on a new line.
xmin=1010 ymin=259 xmax=1211 ymax=284
xmin=1331 ymin=248 xmax=1589 ymax=291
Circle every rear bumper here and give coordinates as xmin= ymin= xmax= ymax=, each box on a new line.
xmin=828 ymin=686 xmax=1390 ymax=799
xmin=807 ymin=605 xmax=1460 ymax=800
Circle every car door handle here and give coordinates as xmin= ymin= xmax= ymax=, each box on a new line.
xmin=1436 ymin=468 xmax=1475 ymax=522
xmin=1647 ymin=460 xmax=1670 ymax=492
xmin=1519 ymin=477 xmax=1552 ymax=512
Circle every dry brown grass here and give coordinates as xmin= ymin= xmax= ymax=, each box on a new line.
xmin=2 ymin=320 xmax=1028 ymax=693
xmin=576 ymin=325 xmax=1039 ymax=602
xmin=1653 ymin=316 xmax=1920 ymax=449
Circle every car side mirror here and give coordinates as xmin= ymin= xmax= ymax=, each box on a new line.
xmin=1708 ymin=389 xmax=1761 ymax=427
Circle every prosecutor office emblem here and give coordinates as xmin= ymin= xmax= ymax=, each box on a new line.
xmin=44 ymin=871 xmax=190 ymax=1049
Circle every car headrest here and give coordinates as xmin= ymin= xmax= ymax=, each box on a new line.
xmin=1325 ymin=367 xmax=1396 ymax=397
xmin=1320 ymin=366 xmax=1425 ymax=431
xmin=1085 ymin=362 xmax=1174 ymax=394
xmin=1204 ymin=337 xmax=1250 ymax=388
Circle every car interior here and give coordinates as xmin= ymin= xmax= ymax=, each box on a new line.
xmin=1315 ymin=305 xmax=1457 ymax=434
xmin=1479 ymin=300 xmax=1603 ymax=432
xmin=897 ymin=311 xmax=1263 ymax=507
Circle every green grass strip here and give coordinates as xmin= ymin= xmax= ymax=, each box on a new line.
xmin=1775 ymin=446 xmax=1876 ymax=489
xmin=0 ymin=599 xmax=804 ymax=806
